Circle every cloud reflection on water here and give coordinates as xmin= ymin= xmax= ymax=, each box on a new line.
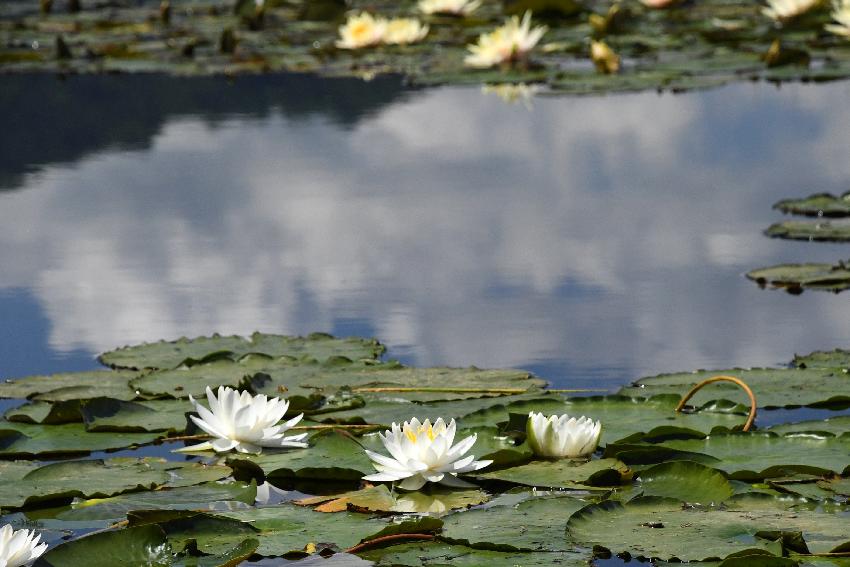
xmin=2 ymin=79 xmax=850 ymax=387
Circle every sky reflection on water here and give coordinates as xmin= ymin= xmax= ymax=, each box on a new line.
xmin=2 ymin=74 xmax=850 ymax=393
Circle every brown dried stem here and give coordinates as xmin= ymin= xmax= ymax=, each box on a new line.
xmin=675 ymin=375 xmax=757 ymax=431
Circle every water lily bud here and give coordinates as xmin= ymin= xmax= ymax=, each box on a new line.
xmin=591 ymin=40 xmax=620 ymax=74
xmin=526 ymin=411 xmax=602 ymax=458
xmin=363 ymin=417 xmax=492 ymax=490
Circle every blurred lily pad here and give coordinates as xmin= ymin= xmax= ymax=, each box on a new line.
xmin=765 ymin=220 xmax=850 ymax=242
xmin=747 ymin=262 xmax=850 ymax=294
xmin=774 ymin=192 xmax=850 ymax=217
xmin=637 ymin=461 xmax=734 ymax=503
xmin=33 ymin=524 xmax=173 ymax=567
xmin=0 ymin=421 xmax=162 ymax=457
xmin=99 ymin=332 xmax=384 ymax=370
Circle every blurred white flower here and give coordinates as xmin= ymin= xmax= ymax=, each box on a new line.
xmin=526 ymin=411 xmax=601 ymax=458
xmin=384 ymin=18 xmax=430 ymax=45
xmin=363 ymin=417 xmax=492 ymax=490
xmin=0 ymin=525 xmax=47 ymax=567
xmin=762 ymin=0 xmax=821 ymax=21
xmin=419 ymin=0 xmax=481 ymax=15
xmin=336 ymin=12 xmax=387 ymax=49
xmin=826 ymin=0 xmax=850 ymax=35
xmin=177 ymin=386 xmax=307 ymax=454
xmin=465 ymin=11 xmax=547 ymax=68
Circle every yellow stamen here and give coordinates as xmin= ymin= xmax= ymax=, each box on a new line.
xmin=405 ymin=428 xmax=418 ymax=443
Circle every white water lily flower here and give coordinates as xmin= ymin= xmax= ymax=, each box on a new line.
xmin=336 ymin=12 xmax=387 ymax=49
xmin=526 ymin=411 xmax=602 ymax=458
xmin=419 ymin=0 xmax=481 ymax=16
xmin=384 ymin=18 xmax=430 ymax=45
xmin=762 ymin=0 xmax=821 ymax=21
xmin=826 ymin=0 xmax=850 ymax=36
xmin=465 ymin=11 xmax=547 ymax=68
xmin=0 ymin=525 xmax=47 ymax=567
xmin=177 ymin=386 xmax=307 ymax=454
xmin=363 ymin=417 xmax=492 ymax=490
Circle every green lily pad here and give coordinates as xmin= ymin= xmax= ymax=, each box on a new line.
xmin=0 ymin=458 xmax=167 ymax=509
xmin=80 ymin=398 xmax=190 ymax=433
xmin=618 ymin=367 xmax=850 ymax=409
xmin=33 ymin=524 xmax=173 ymax=567
xmin=473 ymin=457 xmax=631 ymax=488
xmin=99 ymin=332 xmax=384 ymax=370
xmin=765 ymin=416 xmax=850 ymax=436
xmin=6 ymin=398 xmax=191 ymax=433
xmin=214 ymin=506 xmax=442 ymax=556
xmin=0 ymin=421 xmax=162 ymax=457
xmin=319 ymin=392 xmax=551 ymax=426
xmin=817 ymin=477 xmax=850 ymax=496
xmin=0 ymin=370 xmax=139 ymax=401
xmin=128 ymin=354 xmax=323 ymax=400
xmin=300 ymin=485 xmax=490 ymax=514
xmin=657 ymin=433 xmax=850 ymax=480
xmin=226 ymin=430 xmax=374 ymax=482
xmin=774 ymin=192 xmax=850 ymax=217
xmin=441 ymin=494 xmax=588 ymax=552
xmin=172 ymin=538 xmax=259 ymax=567
xmin=638 ymin=461 xmax=734 ymax=503
xmin=359 ymin=541 xmax=590 ymax=566
xmin=765 ymin=220 xmax=850 ymax=242
xmin=5 ymin=400 xmax=83 ymax=425
xmin=566 ymin=494 xmax=850 ymax=561
xmin=56 ymin=481 xmax=258 ymax=522
xmin=793 ymin=349 xmax=850 ymax=370
xmin=746 ymin=262 xmax=850 ymax=294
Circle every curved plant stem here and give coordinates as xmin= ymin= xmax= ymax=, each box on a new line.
xmin=345 ymin=533 xmax=435 ymax=554
xmin=675 ymin=375 xmax=757 ymax=431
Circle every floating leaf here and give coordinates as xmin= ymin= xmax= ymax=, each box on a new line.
xmin=56 ymin=481 xmax=257 ymax=522
xmin=618 ymin=367 xmax=850 ymax=409
xmin=637 ymin=461 xmax=734 ymax=503
xmin=774 ymin=191 xmax=850 ymax=217
xmin=473 ymin=457 xmax=631 ymax=488
xmin=566 ymin=494 xmax=850 ymax=561
xmin=765 ymin=415 xmax=850 ymax=436
xmin=299 ymin=484 xmax=489 ymax=514
xmin=765 ymin=220 xmax=850 ymax=242
xmin=0 ymin=421 xmax=161 ymax=457
xmin=441 ymin=494 xmax=588 ymax=551
xmin=793 ymin=349 xmax=850 ymax=370
xmin=226 ymin=430 xmax=374 ymax=483
xmin=359 ymin=541 xmax=590 ymax=566
xmin=216 ymin=506 xmax=442 ymax=556
xmin=33 ymin=525 xmax=173 ymax=567
xmin=0 ymin=370 xmax=139 ymax=401
xmin=747 ymin=262 xmax=850 ymax=294
xmin=656 ymin=433 xmax=850 ymax=480
xmin=99 ymin=332 xmax=384 ymax=370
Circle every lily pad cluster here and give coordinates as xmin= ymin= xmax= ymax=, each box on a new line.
xmin=2 ymin=0 xmax=850 ymax=95
xmin=748 ymin=191 xmax=850 ymax=293
xmin=0 ymin=332 xmax=849 ymax=565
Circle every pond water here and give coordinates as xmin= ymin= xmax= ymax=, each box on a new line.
xmin=2 ymin=73 xmax=850 ymax=419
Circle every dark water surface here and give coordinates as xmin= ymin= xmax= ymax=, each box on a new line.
xmin=3 ymin=73 xmax=850 ymax=401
